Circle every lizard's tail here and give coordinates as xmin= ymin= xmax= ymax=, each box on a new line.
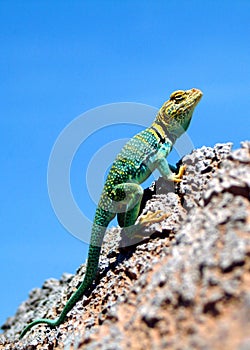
xmin=19 ymin=244 xmax=102 ymax=339
xmin=19 ymin=318 xmax=59 ymax=339
xmin=19 ymin=277 xmax=91 ymax=339
xmin=19 ymin=209 xmax=113 ymax=339
xmin=19 ymin=277 xmax=92 ymax=339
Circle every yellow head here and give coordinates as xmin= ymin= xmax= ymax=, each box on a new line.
xmin=155 ymin=88 xmax=203 ymax=141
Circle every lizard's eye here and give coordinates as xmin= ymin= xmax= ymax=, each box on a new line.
xmin=170 ymin=90 xmax=186 ymax=103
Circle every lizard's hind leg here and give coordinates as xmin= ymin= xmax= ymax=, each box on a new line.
xmin=113 ymin=182 xmax=143 ymax=231
xmin=115 ymin=183 xmax=168 ymax=241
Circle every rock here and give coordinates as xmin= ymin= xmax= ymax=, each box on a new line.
xmin=1 ymin=142 xmax=249 ymax=350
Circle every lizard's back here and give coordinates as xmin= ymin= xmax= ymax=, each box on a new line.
xmin=104 ymin=127 xmax=162 ymax=191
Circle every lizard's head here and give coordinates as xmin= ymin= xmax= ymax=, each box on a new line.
xmin=155 ymin=88 xmax=203 ymax=141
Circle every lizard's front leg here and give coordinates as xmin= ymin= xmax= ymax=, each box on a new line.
xmin=154 ymin=143 xmax=186 ymax=183
xmin=158 ymin=159 xmax=186 ymax=183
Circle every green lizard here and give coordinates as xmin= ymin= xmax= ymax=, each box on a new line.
xmin=20 ymin=88 xmax=202 ymax=339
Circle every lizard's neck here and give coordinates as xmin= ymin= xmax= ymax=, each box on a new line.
xmin=151 ymin=121 xmax=177 ymax=144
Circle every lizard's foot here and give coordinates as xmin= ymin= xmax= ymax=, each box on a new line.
xmin=121 ymin=211 xmax=169 ymax=243
xmin=130 ymin=210 xmax=169 ymax=240
xmin=172 ymin=165 xmax=186 ymax=183
xmin=138 ymin=210 xmax=169 ymax=226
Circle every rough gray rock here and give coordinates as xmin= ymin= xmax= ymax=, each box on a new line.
xmin=1 ymin=142 xmax=249 ymax=350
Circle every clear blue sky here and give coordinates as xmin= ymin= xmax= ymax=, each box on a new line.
xmin=1 ymin=1 xmax=249 ymax=327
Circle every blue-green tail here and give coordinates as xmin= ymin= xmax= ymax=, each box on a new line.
xmin=19 ymin=318 xmax=58 ymax=339
xmin=19 ymin=263 xmax=98 ymax=338
xmin=19 ymin=244 xmax=101 ymax=339
xmin=19 ymin=208 xmax=114 ymax=339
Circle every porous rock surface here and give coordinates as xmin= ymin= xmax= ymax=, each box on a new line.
xmin=1 ymin=142 xmax=250 ymax=350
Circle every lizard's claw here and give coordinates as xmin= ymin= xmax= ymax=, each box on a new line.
xmin=138 ymin=210 xmax=169 ymax=227
xmin=172 ymin=165 xmax=186 ymax=183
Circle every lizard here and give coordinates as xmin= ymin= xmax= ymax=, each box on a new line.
xmin=20 ymin=87 xmax=202 ymax=339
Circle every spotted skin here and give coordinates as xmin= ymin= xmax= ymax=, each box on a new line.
xmin=20 ymin=88 xmax=202 ymax=338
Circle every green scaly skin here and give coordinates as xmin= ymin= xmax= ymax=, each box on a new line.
xmin=20 ymin=88 xmax=202 ymax=339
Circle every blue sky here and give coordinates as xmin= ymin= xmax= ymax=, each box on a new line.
xmin=1 ymin=1 xmax=249 ymax=328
